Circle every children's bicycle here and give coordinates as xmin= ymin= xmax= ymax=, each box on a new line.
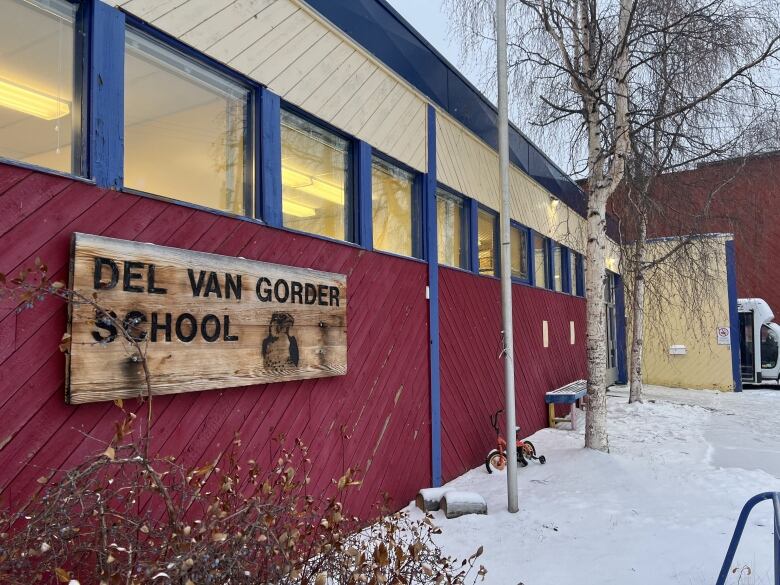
xmin=485 ymin=408 xmax=546 ymax=473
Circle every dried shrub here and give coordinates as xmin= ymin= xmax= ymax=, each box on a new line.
xmin=0 ymin=264 xmax=488 ymax=584
xmin=0 ymin=422 xmax=485 ymax=584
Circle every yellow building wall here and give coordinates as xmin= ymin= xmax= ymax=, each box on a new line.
xmin=639 ymin=237 xmax=734 ymax=390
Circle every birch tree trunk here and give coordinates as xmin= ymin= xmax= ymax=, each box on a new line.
xmin=584 ymin=0 xmax=632 ymax=452
xmin=629 ymin=215 xmax=646 ymax=403
xmin=584 ymin=185 xmax=610 ymax=451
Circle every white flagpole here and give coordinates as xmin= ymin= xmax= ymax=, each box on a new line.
xmin=496 ymin=0 xmax=518 ymax=513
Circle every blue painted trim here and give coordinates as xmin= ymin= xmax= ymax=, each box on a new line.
xmin=475 ymin=204 xmax=499 ymax=277
xmin=260 ymin=87 xmax=282 ymax=227
xmin=545 ymin=389 xmax=588 ymax=404
xmin=467 ymin=198 xmax=479 ymax=273
xmin=726 ymin=240 xmax=743 ymax=392
xmin=123 ymin=12 xmax=256 ymax=86
xmin=509 ymin=220 xmax=532 ymax=284
xmin=424 ymin=105 xmax=442 ymax=487
xmin=547 ymin=238 xmax=555 ymax=291
xmin=715 ymin=492 xmax=780 ymax=585
xmin=575 ymin=253 xmax=585 ymax=296
xmin=615 ymin=273 xmax=628 ymax=384
xmin=561 ymin=247 xmax=571 ymax=293
xmin=88 ymin=0 xmax=124 ymax=189
xmin=435 ymin=184 xmax=470 ymax=270
xmin=355 ymin=141 xmax=373 ymax=249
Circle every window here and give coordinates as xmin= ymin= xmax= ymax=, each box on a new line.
xmin=0 ymin=0 xmax=79 ymax=174
xmin=282 ymin=110 xmax=350 ymax=240
xmin=510 ymin=225 xmax=529 ymax=281
xmin=124 ymin=30 xmax=250 ymax=214
xmin=761 ymin=325 xmax=778 ymax=369
xmin=477 ymin=208 xmax=497 ymax=276
xmin=372 ymin=157 xmax=415 ymax=257
xmin=533 ymin=233 xmax=549 ymax=288
xmin=570 ymin=251 xmax=577 ymax=294
xmin=552 ymin=244 xmax=563 ymax=292
xmin=436 ymin=189 xmax=465 ymax=268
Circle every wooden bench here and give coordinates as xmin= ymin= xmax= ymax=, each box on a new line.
xmin=545 ymin=380 xmax=587 ymax=429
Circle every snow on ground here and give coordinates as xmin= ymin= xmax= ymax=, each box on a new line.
xmin=407 ymin=385 xmax=780 ymax=585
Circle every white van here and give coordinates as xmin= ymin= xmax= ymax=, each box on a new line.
xmin=738 ymin=298 xmax=780 ymax=383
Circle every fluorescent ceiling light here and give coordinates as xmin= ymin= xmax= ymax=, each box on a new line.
xmin=282 ymin=166 xmax=344 ymax=204
xmin=0 ymin=77 xmax=70 ymax=121
xmin=283 ymin=200 xmax=316 ymax=218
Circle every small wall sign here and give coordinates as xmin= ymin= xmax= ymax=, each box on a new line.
xmin=66 ymin=233 xmax=347 ymax=404
xmin=717 ymin=326 xmax=731 ymax=346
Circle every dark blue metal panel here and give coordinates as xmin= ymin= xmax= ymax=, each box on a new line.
xmin=726 ymin=240 xmax=743 ymax=391
xmin=88 ymin=0 xmax=124 ymax=189
xmin=467 ymin=198 xmax=479 ymax=273
xmin=355 ymin=141 xmax=373 ymax=250
xmin=260 ymin=87 xmax=282 ymax=227
xmin=615 ymin=273 xmax=628 ymax=384
xmin=576 ymin=253 xmax=585 ymax=296
xmin=562 ymin=247 xmax=571 ymax=293
xmin=424 ymin=105 xmax=442 ymax=487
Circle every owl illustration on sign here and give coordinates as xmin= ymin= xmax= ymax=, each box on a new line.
xmin=262 ymin=312 xmax=299 ymax=368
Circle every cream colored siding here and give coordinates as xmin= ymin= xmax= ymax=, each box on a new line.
xmin=437 ymin=111 xmax=589 ymax=256
xmin=108 ymin=0 xmax=616 ymax=264
xmin=109 ymin=0 xmax=428 ymax=172
xmin=638 ymin=236 xmax=733 ymax=390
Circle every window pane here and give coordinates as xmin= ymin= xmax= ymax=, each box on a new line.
xmin=282 ymin=111 xmax=349 ymax=240
xmin=436 ymin=191 xmax=463 ymax=268
xmin=0 ymin=0 xmax=77 ymax=173
xmin=534 ymin=234 xmax=548 ymax=288
xmin=477 ymin=209 xmax=496 ymax=276
xmin=511 ymin=226 xmax=529 ymax=280
xmin=553 ymin=245 xmax=563 ymax=292
xmin=372 ymin=157 xmax=414 ymax=256
xmin=570 ymin=251 xmax=577 ymax=294
xmin=125 ymin=30 xmax=249 ymax=214
xmin=761 ymin=325 xmax=779 ymax=369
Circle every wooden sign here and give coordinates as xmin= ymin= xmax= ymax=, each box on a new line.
xmin=66 ymin=233 xmax=347 ymax=404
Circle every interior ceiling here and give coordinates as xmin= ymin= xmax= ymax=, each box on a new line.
xmin=0 ymin=1 xmax=75 ymax=160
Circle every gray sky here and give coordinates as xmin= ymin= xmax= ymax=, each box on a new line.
xmin=386 ymin=0 xmax=473 ymax=82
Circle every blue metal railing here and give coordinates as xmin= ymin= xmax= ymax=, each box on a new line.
xmin=716 ymin=492 xmax=780 ymax=585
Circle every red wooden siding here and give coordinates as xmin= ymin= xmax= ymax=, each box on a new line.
xmin=0 ymin=164 xmax=431 ymax=517
xmin=439 ymin=266 xmax=587 ymax=482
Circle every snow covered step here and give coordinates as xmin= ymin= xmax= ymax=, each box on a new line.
xmin=416 ymin=487 xmax=453 ymax=512
xmin=440 ymin=491 xmax=488 ymax=519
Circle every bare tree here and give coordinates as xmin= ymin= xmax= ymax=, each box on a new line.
xmin=616 ymin=0 xmax=780 ymax=403
xmin=444 ymin=0 xmax=780 ymax=450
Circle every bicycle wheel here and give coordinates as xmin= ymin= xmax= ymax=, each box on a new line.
xmin=485 ymin=449 xmax=507 ymax=473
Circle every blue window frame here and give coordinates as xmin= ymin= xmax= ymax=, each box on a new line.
xmin=436 ymin=186 xmax=468 ymax=269
xmin=0 ymin=0 xmax=86 ymax=176
xmin=562 ymin=246 xmax=573 ymax=293
xmin=552 ymin=242 xmax=565 ymax=292
xmin=532 ymin=232 xmax=551 ymax=288
xmin=280 ymin=106 xmax=353 ymax=242
xmin=371 ymin=152 xmax=423 ymax=259
xmin=573 ymin=252 xmax=585 ymax=296
xmin=476 ymin=205 xmax=499 ymax=277
xmin=510 ymin=221 xmax=532 ymax=283
xmin=123 ymin=26 xmax=254 ymax=216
